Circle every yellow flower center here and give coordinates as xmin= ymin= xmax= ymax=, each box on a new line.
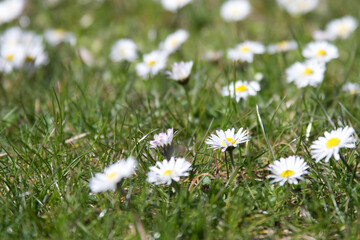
xmin=240 ymin=46 xmax=250 ymax=52
xmin=303 ymin=67 xmax=313 ymax=75
xmin=349 ymin=89 xmax=357 ymax=94
xmin=106 ymin=171 xmax=118 ymax=180
xmin=326 ymin=137 xmax=340 ymax=148
xmin=221 ymin=138 xmax=236 ymax=146
xmin=163 ymin=170 xmax=172 ymax=176
xmin=170 ymin=39 xmax=178 ymax=47
xmin=339 ymin=25 xmax=349 ymax=34
xmin=148 ymin=60 xmax=156 ymax=67
xmin=281 ymin=170 xmax=294 ymax=178
xmin=6 ymin=54 xmax=14 ymax=61
xmin=55 ymin=28 xmax=65 ymax=36
xmin=278 ymin=41 xmax=288 ymax=50
xmin=26 ymin=56 xmax=35 ymax=62
xmin=317 ymin=49 xmax=326 ymax=56
xmin=235 ymin=85 xmax=247 ymax=92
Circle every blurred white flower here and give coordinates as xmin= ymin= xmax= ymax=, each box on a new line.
xmin=302 ymin=41 xmax=339 ymax=63
xmin=267 ymin=40 xmax=298 ymax=54
xmin=110 ymin=39 xmax=138 ymax=62
xmin=202 ymin=50 xmax=223 ymax=62
xmin=0 ymin=0 xmax=25 ymax=25
xmin=267 ymin=156 xmax=309 ymax=186
xmin=136 ymin=50 xmax=167 ymax=79
xmin=220 ymin=0 xmax=251 ymax=22
xmin=44 ymin=29 xmax=76 ymax=46
xmin=276 ymin=0 xmax=318 ymax=15
xmin=160 ymin=0 xmax=192 ymax=12
xmin=312 ymin=30 xmax=335 ymax=41
xmin=222 ymin=80 xmax=260 ymax=102
xmin=342 ymin=82 xmax=360 ymax=95
xmin=325 ymin=16 xmax=358 ymax=40
xmin=89 ymin=157 xmax=137 ymax=193
xmin=285 ymin=60 xmax=325 ymax=88
xmin=147 ymin=157 xmax=192 ymax=185
xmin=206 ymin=128 xmax=249 ymax=152
xmin=227 ymin=41 xmax=265 ymax=63
xmin=159 ymin=29 xmax=189 ymax=54
xmin=166 ymin=61 xmax=193 ymax=84
xmin=310 ymin=127 xmax=356 ymax=163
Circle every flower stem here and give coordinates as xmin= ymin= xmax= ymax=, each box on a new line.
xmin=228 ymin=149 xmax=235 ymax=170
xmin=339 ymin=153 xmax=353 ymax=173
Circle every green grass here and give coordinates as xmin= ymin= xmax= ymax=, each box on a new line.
xmin=1 ymin=0 xmax=360 ymax=239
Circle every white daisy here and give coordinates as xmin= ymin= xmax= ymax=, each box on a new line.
xmin=276 ymin=0 xmax=318 ymax=15
xmin=135 ymin=50 xmax=167 ymax=79
xmin=342 ymin=82 xmax=360 ymax=95
xmin=147 ymin=157 xmax=192 ymax=185
xmin=44 ymin=29 xmax=76 ymax=46
xmin=267 ymin=156 xmax=309 ymax=186
xmin=285 ymin=59 xmax=326 ymax=88
xmin=312 ymin=29 xmax=335 ymax=41
xmin=325 ymin=16 xmax=358 ymax=40
xmin=166 ymin=61 xmax=193 ymax=84
xmin=89 ymin=157 xmax=137 ymax=193
xmin=227 ymin=41 xmax=265 ymax=63
xmin=310 ymin=126 xmax=356 ymax=163
xmin=205 ymin=128 xmax=249 ymax=152
xmin=302 ymin=41 xmax=339 ymax=63
xmin=267 ymin=40 xmax=298 ymax=54
xmin=160 ymin=0 xmax=192 ymax=13
xmin=222 ymin=80 xmax=260 ymax=102
xmin=110 ymin=39 xmax=138 ymax=62
xmin=0 ymin=43 xmax=25 ymax=70
xmin=202 ymin=50 xmax=223 ymax=62
xmin=149 ymin=128 xmax=174 ymax=158
xmin=220 ymin=0 xmax=251 ymax=22
xmin=0 ymin=0 xmax=25 ymax=25
xmin=159 ymin=29 xmax=189 ymax=54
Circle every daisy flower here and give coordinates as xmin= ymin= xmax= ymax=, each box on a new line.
xmin=227 ymin=41 xmax=265 ymax=63
xmin=222 ymin=80 xmax=260 ymax=102
xmin=149 ymin=128 xmax=174 ymax=158
xmin=202 ymin=50 xmax=223 ymax=62
xmin=0 ymin=0 xmax=25 ymax=25
xmin=147 ymin=157 xmax=192 ymax=185
xmin=267 ymin=156 xmax=309 ymax=186
xmin=206 ymin=128 xmax=249 ymax=152
xmin=285 ymin=59 xmax=326 ymax=88
xmin=220 ymin=0 xmax=251 ymax=22
xmin=89 ymin=157 xmax=137 ymax=193
xmin=44 ymin=29 xmax=76 ymax=46
xmin=160 ymin=0 xmax=192 ymax=13
xmin=312 ymin=30 xmax=335 ymax=41
xmin=325 ymin=16 xmax=358 ymax=40
xmin=267 ymin=40 xmax=298 ymax=54
xmin=135 ymin=50 xmax=167 ymax=79
xmin=167 ymin=61 xmax=193 ymax=85
xmin=310 ymin=126 xmax=356 ymax=163
xmin=159 ymin=29 xmax=189 ymax=54
xmin=276 ymin=0 xmax=318 ymax=15
xmin=110 ymin=39 xmax=138 ymax=62
xmin=342 ymin=82 xmax=360 ymax=95
xmin=302 ymin=41 xmax=339 ymax=63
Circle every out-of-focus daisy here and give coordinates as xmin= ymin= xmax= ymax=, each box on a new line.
xmin=110 ymin=39 xmax=137 ymax=62
xmin=206 ymin=128 xmax=249 ymax=152
xmin=325 ymin=16 xmax=358 ymax=40
xmin=312 ymin=30 xmax=335 ymax=41
xmin=159 ymin=29 xmax=189 ymax=54
xmin=220 ymin=0 xmax=251 ymax=22
xmin=202 ymin=50 xmax=223 ymax=62
xmin=160 ymin=0 xmax=192 ymax=12
xmin=147 ymin=157 xmax=192 ymax=185
xmin=0 ymin=0 xmax=25 ymax=25
xmin=222 ymin=80 xmax=260 ymax=102
xmin=135 ymin=50 xmax=167 ymax=79
xmin=267 ymin=156 xmax=309 ymax=186
xmin=302 ymin=41 xmax=338 ymax=63
xmin=166 ymin=61 xmax=193 ymax=85
xmin=149 ymin=128 xmax=174 ymax=159
xmin=267 ymin=40 xmax=298 ymax=54
xmin=227 ymin=41 xmax=265 ymax=63
xmin=285 ymin=60 xmax=325 ymax=88
xmin=276 ymin=0 xmax=318 ymax=15
xmin=342 ymin=82 xmax=360 ymax=95
xmin=310 ymin=127 xmax=356 ymax=163
xmin=44 ymin=29 xmax=76 ymax=46
xmin=89 ymin=157 xmax=137 ymax=193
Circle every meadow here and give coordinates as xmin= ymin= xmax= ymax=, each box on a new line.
xmin=1 ymin=0 xmax=360 ymax=239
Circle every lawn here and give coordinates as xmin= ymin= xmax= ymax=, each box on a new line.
xmin=1 ymin=0 xmax=360 ymax=239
